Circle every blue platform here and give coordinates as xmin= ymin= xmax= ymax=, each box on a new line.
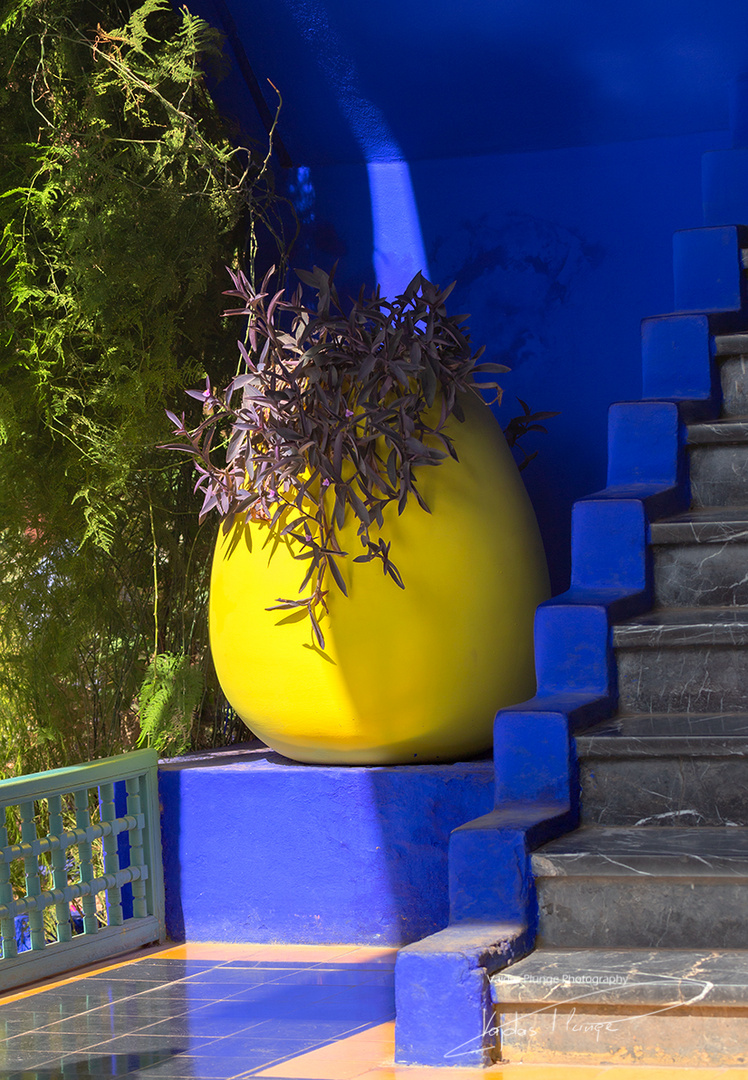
xmin=159 ymin=745 xmax=494 ymax=947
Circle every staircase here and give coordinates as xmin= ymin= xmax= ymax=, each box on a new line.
xmin=491 ymin=334 xmax=748 ymax=1067
xmin=395 ymin=85 xmax=748 ymax=1069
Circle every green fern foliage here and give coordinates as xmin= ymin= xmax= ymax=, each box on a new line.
xmin=0 ymin=0 xmax=282 ymax=773
xmin=137 ymin=651 xmax=204 ymax=757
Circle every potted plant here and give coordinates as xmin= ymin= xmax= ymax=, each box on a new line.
xmin=167 ymin=265 xmax=551 ymax=764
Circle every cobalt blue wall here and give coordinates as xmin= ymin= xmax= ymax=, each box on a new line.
xmin=189 ymin=0 xmax=747 ymax=589
xmin=293 ymin=132 xmax=729 ymax=589
xmin=198 ymin=0 xmax=748 ymax=163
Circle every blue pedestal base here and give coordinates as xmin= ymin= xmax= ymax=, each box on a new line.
xmin=159 ymin=744 xmax=494 ymax=946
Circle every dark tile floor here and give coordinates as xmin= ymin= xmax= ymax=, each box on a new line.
xmin=0 ymin=949 xmax=396 ymax=1080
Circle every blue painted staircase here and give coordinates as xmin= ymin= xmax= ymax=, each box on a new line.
xmin=395 ymin=80 xmax=748 ymax=1069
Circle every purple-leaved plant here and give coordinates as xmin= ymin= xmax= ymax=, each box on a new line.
xmin=165 ymin=265 xmax=541 ymax=647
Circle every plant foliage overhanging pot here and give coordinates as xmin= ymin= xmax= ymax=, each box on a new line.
xmin=167 ymin=266 xmax=551 ymax=764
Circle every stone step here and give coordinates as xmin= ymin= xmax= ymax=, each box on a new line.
xmin=715 ymin=331 xmax=748 ymax=418
xmin=576 ymin=712 xmax=748 ymax=827
xmin=650 ymin=507 xmax=748 ymax=606
xmin=687 ymin=419 xmax=748 ymax=507
xmin=491 ymin=946 xmax=748 ymax=1065
xmin=532 ymin=826 xmax=748 ymax=948
xmin=613 ymin=606 xmax=748 ymax=713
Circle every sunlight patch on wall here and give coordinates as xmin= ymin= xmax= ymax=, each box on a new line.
xmin=367 ymin=161 xmax=431 ymax=295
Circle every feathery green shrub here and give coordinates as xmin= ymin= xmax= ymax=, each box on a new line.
xmin=0 ymin=0 xmax=288 ymax=770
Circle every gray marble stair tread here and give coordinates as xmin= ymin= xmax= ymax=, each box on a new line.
xmin=531 ymin=826 xmax=748 ymax=877
xmin=687 ymin=419 xmax=748 ymax=444
xmin=576 ymin=712 xmax=748 ymax=756
xmin=650 ymin=507 xmax=748 ymax=543
xmin=613 ymin=605 xmax=748 ymax=646
xmin=490 ymin=947 xmax=748 ymax=1007
xmin=715 ymin=332 xmax=748 ymax=356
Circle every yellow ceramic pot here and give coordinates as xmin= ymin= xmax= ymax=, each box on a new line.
xmin=209 ymin=393 xmax=549 ymax=764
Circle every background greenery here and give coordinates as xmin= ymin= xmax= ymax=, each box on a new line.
xmin=0 ymin=0 xmax=288 ymax=772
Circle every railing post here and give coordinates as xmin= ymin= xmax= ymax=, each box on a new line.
xmin=47 ymin=795 xmax=72 ymax=943
xmin=0 ymin=810 xmax=17 ymax=959
xmin=125 ymin=774 xmax=148 ymax=920
xmin=73 ymin=789 xmax=98 ymax=935
xmin=98 ymin=783 xmax=123 ymax=927
xmin=19 ymin=801 xmax=45 ymax=951
xmin=114 ymin=780 xmax=133 ymax=920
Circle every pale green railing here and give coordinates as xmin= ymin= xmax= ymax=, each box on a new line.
xmin=0 ymin=749 xmax=164 ymax=991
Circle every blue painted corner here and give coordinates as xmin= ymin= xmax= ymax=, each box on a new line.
xmin=641 ymin=314 xmax=715 ymax=403
xmin=533 ymin=601 xmax=614 ymax=696
xmin=572 ymin=498 xmax=650 ymax=594
xmin=395 ymin=922 xmax=533 ymax=1067
xmin=493 ymin=708 xmax=578 ymax=805
xmin=673 ymin=226 xmax=747 ymax=313
xmin=607 ymin=401 xmax=683 ymax=488
xmin=448 ymin=804 xmax=575 ymax=925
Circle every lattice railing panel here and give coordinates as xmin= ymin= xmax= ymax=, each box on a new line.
xmin=0 ymin=750 xmax=164 ymax=990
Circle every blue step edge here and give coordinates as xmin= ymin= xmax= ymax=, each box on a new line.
xmin=397 ymin=915 xmax=531 ymax=1067
xmin=395 ymin=920 xmax=534 ymax=1067
xmin=641 ymin=313 xmax=717 ymax=404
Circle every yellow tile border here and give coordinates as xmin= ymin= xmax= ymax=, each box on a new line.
xmin=155 ymin=942 xmax=398 ymax=963
xmin=595 ymin=1070 xmax=737 ymax=1078
xmin=353 ymin=1069 xmax=611 ymax=1080
xmin=336 ymin=1067 xmax=735 ymax=1080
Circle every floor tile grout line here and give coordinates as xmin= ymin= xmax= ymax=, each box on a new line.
xmin=1 ymin=991 xmax=387 ymax=1048
xmin=0 ymin=952 xmax=397 ymax=1012
xmin=2 ymin=992 xmax=395 ymax=1073
xmin=1 ymin=974 xmax=227 ymax=1036
xmin=4 ymin=1013 xmax=396 ymax=1078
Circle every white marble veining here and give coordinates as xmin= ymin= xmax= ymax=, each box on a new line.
xmin=491 ymin=947 xmax=748 ymax=1007
xmin=533 ymin=825 xmax=748 ymax=878
xmin=614 ymin=605 xmax=748 ymax=645
xmin=687 ymin=420 xmax=748 ymax=444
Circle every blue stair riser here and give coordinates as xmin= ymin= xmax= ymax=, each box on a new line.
xmin=673 ymin=226 xmax=748 ymax=314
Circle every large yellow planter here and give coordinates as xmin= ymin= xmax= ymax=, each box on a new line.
xmin=209 ymin=393 xmax=549 ymax=764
